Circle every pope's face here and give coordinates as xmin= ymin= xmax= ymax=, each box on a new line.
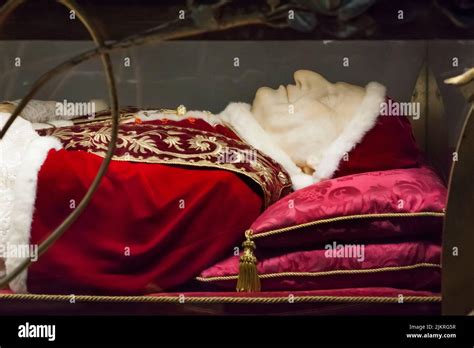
xmin=251 ymin=70 xmax=365 ymax=127
xmin=251 ymin=70 xmax=337 ymax=123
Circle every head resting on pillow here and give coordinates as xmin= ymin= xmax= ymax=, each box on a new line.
xmin=250 ymin=70 xmax=368 ymax=174
xmin=221 ymin=70 xmax=420 ymax=189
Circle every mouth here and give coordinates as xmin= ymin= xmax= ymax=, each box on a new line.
xmin=279 ymin=84 xmax=290 ymax=103
xmin=286 ymin=84 xmax=311 ymax=104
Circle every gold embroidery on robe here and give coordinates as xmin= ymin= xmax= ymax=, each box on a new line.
xmin=41 ymin=122 xmax=292 ymax=207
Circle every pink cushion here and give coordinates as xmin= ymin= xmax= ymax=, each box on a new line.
xmin=250 ymin=166 xmax=446 ymax=249
xmin=197 ymin=242 xmax=441 ymax=292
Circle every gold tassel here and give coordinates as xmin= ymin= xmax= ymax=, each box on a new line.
xmin=236 ymin=229 xmax=261 ymax=292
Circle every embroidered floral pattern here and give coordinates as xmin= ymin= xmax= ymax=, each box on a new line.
xmin=40 ymin=122 xmax=292 ymax=207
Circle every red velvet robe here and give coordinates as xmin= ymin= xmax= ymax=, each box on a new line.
xmin=27 ymin=118 xmax=291 ymax=295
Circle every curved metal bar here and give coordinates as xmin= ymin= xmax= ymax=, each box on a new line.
xmin=0 ymin=0 xmax=277 ymax=291
xmin=0 ymin=0 xmax=120 ymax=290
xmin=442 ymin=70 xmax=474 ymax=315
xmin=0 ymin=7 xmax=269 ymax=139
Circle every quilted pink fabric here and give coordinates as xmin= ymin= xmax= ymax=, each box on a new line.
xmin=250 ymin=167 xmax=447 ymax=248
xmin=198 ymin=242 xmax=441 ymax=292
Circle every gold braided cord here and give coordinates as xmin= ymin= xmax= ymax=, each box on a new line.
xmin=251 ymin=212 xmax=445 ymax=240
xmin=0 ymin=293 xmax=441 ymax=304
xmin=195 ymin=262 xmax=442 ymax=282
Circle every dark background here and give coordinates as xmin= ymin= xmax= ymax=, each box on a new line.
xmin=1 ymin=0 xmax=473 ymax=179
xmin=0 ymin=0 xmax=474 ymax=40
xmin=1 ymin=40 xmax=473 ymax=180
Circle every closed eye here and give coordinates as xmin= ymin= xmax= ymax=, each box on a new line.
xmin=319 ymin=94 xmax=338 ymax=108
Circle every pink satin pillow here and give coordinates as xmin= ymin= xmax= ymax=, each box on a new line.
xmin=197 ymin=242 xmax=441 ymax=292
xmin=249 ymin=166 xmax=447 ymax=249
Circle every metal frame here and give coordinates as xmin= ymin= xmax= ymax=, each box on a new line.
xmin=0 ymin=0 xmax=120 ymax=290
xmin=442 ymin=69 xmax=474 ymax=315
xmin=0 ymin=0 xmax=285 ymax=290
xmin=0 ymin=0 xmax=473 ymax=315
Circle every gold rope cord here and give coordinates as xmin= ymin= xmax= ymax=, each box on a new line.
xmin=0 ymin=293 xmax=441 ymax=304
xmin=196 ymin=262 xmax=441 ymax=282
xmin=250 ymin=212 xmax=445 ymax=240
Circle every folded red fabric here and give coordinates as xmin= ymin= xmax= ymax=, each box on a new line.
xmin=27 ymin=149 xmax=262 ymax=295
xmin=25 ymin=119 xmax=292 ymax=295
xmin=248 ymin=166 xmax=446 ymax=249
xmin=334 ymin=98 xmax=423 ymax=178
xmin=197 ymin=242 xmax=441 ymax=292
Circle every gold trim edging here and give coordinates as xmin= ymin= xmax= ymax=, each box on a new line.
xmin=196 ymin=263 xmax=441 ymax=282
xmin=251 ymin=212 xmax=445 ymax=240
xmin=0 ymin=294 xmax=441 ymax=304
xmin=46 ymin=122 xmax=292 ymax=209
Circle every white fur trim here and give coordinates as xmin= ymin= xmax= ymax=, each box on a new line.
xmin=219 ymin=102 xmax=309 ymax=189
xmin=5 ymin=136 xmax=62 ymax=293
xmin=0 ymin=112 xmax=38 ymax=249
xmin=291 ymin=173 xmax=315 ymax=190
xmin=313 ymin=82 xmax=386 ymax=182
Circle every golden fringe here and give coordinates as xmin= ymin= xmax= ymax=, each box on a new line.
xmin=236 ymin=230 xmax=261 ymax=292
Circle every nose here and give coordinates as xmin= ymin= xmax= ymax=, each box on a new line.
xmin=294 ymin=70 xmax=330 ymax=92
xmin=293 ymin=70 xmax=308 ymax=89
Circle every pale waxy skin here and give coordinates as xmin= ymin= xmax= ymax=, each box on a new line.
xmin=251 ymin=70 xmax=366 ymax=174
